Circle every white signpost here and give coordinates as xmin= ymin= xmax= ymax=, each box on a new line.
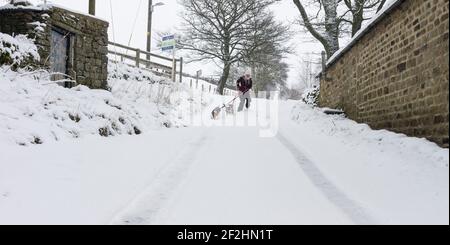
xmin=161 ymin=35 xmax=176 ymax=51
xmin=161 ymin=35 xmax=177 ymax=81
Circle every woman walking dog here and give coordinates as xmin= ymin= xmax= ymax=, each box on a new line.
xmin=236 ymin=71 xmax=253 ymax=112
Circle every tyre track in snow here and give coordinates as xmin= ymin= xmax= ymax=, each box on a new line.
xmin=108 ymin=131 xmax=209 ymax=225
xmin=277 ymin=132 xmax=378 ymax=225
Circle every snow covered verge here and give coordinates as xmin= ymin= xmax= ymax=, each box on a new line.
xmin=0 ymin=32 xmax=39 ymax=68
xmin=290 ymin=102 xmax=448 ymax=168
xmin=0 ymin=33 xmax=211 ymax=146
xmin=283 ymin=102 xmax=449 ymax=224
xmin=0 ymin=63 xmax=209 ymax=146
xmin=301 ymin=86 xmax=320 ymax=106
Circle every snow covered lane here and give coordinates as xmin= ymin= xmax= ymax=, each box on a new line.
xmin=1 ymin=100 xmax=447 ymax=225
xmin=115 ymin=126 xmax=353 ymax=225
xmin=0 ymin=128 xmax=208 ymax=225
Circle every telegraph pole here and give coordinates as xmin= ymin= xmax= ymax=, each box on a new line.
xmin=146 ymin=1 xmax=164 ymax=67
xmin=89 ymin=0 xmax=96 ymax=15
xmin=146 ymin=0 xmax=153 ymax=63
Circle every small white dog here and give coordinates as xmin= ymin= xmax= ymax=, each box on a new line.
xmin=225 ymin=102 xmax=235 ymax=115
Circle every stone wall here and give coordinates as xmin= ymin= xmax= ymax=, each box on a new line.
xmin=0 ymin=5 xmax=109 ymax=89
xmin=319 ymin=0 xmax=449 ymax=148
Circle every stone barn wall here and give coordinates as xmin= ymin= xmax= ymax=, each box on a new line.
xmin=0 ymin=4 xmax=109 ymax=89
xmin=319 ymin=0 xmax=449 ymax=148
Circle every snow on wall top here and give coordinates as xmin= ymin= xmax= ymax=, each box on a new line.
xmin=0 ymin=1 xmax=50 ymax=11
xmin=0 ymin=2 xmax=108 ymax=23
xmin=326 ymin=0 xmax=404 ymax=67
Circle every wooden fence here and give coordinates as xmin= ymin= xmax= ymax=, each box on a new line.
xmin=107 ymin=41 xmax=237 ymax=96
xmin=107 ymin=41 xmax=183 ymax=83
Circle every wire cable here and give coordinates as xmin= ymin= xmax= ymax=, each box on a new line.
xmin=127 ymin=0 xmax=144 ymax=47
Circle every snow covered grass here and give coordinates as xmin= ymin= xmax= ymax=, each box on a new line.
xmin=0 ymin=32 xmax=39 ymax=68
xmin=108 ymin=62 xmax=171 ymax=85
xmin=0 ymin=60 xmax=209 ymax=146
xmin=282 ymin=101 xmax=449 ymax=224
xmin=0 ymin=33 xmax=215 ymax=146
xmin=290 ymin=102 xmax=448 ymax=168
xmin=301 ymin=86 xmax=320 ymax=106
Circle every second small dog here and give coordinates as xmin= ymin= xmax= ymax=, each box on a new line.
xmin=225 ymin=103 xmax=235 ymax=115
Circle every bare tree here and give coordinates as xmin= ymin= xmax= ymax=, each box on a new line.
xmin=179 ymin=0 xmax=281 ymax=95
xmin=293 ymin=0 xmax=387 ymax=57
xmin=254 ymin=59 xmax=289 ymax=93
xmin=376 ymin=0 xmax=387 ymax=13
xmin=297 ymin=53 xmax=321 ymax=90
xmin=293 ymin=0 xmax=340 ymax=57
xmin=229 ymin=39 xmax=290 ymax=95
xmin=241 ymin=11 xmax=291 ymax=90
xmin=243 ymin=37 xmax=290 ymax=93
xmin=342 ymin=0 xmax=387 ymax=36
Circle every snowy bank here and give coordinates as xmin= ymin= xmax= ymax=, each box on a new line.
xmin=301 ymin=86 xmax=320 ymax=106
xmin=290 ymin=102 xmax=448 ymax=167
xmin=0 ymin=63 xmax=206 ymax=146
xmin=0 ymin=32 xmax=206 ymax=146
xmin=282 ymin=102 xmax=449 ymax=224
xmin=0 ymin=32 xmax=39 ymax=67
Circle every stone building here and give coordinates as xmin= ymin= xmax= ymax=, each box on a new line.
xmin=0 ymin=1 xmax=109 ymax=89
xmin=319 ymin=0 xmax=449 ymax=148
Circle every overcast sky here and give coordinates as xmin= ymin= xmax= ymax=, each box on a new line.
xmin=19 ymin=0 xmax=323 ymax=87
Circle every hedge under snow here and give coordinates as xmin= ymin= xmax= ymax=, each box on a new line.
xmin=0 ymin=32 xmax=40 ymax=67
